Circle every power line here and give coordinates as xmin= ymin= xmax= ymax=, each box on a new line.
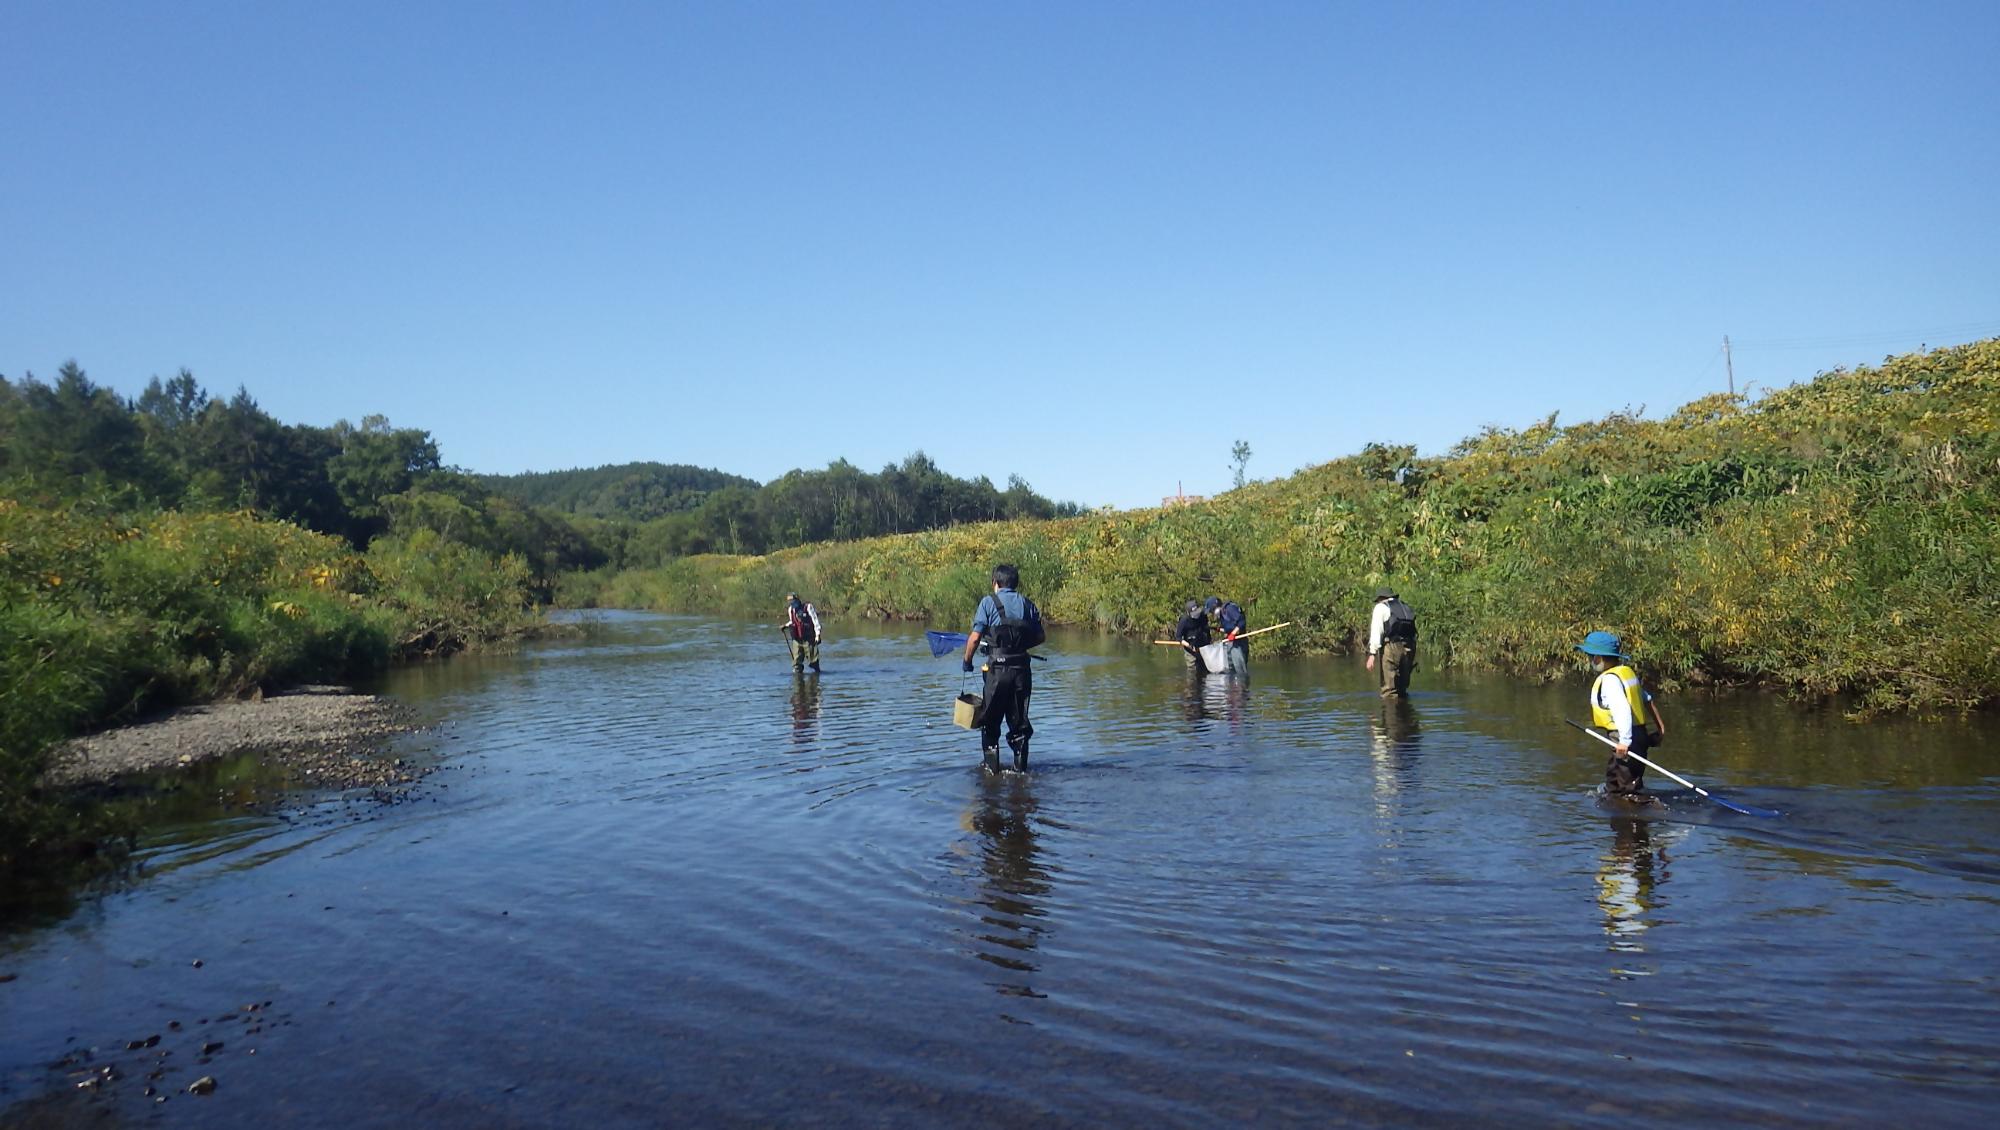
xmin=1671 ymin=343 xmax=1724 ymax=405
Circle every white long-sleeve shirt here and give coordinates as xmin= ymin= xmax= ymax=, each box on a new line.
xmin=1367 ymin=601 xmax=1392 ymax=655
xmin=1592 ymin=670 xmax=1637 ymax=743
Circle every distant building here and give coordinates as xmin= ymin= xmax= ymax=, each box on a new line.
xmin=1162 ymin=482 xmax=1206 ymax=508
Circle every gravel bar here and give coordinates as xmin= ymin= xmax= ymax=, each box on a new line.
xmin=42 ymin=687 xmax=422 ymax=789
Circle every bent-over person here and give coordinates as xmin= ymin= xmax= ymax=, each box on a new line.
xmin=782 ymin=593 xmax=822 ymax=672
xmin=1366 ymin=587 xmax=1416 ymax=696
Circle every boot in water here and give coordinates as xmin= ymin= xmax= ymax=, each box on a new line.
xmin=982 ymin=747 xmax=1002 ymax=774
xmin=1011 ymin=743 xmax=1029 ymax=773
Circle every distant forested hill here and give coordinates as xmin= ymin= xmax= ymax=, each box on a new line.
xmin=478 ymin=462 xmax=760 ymax=521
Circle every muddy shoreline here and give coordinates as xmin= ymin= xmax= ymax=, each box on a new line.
xmin=42 ymin=687 xmax=424 ymax=792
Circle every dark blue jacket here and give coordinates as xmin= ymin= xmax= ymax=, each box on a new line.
xmin=1216 ymin=601 xmax=1247 ymax=638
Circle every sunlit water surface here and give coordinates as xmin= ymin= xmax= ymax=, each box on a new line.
xmin=4 ymin=612 xmax=1997 ymax=1127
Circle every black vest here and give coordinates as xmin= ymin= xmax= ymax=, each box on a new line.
xmin=985 ymin=590 xmax=1043 ymax=666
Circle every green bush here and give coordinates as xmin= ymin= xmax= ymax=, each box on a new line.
xmin=1 ymin=500 xmax=545 ymax=873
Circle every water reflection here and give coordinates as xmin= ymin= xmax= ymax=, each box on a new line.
xmin=789 ymin=672 xmax=821 ymax=746
xmin=1180 ymin=670 xmax=1248 ymax=728
xmin=960 ymin=776 xmax=1052 ymax=1002
xmin=1597 ymin=818 xmax=1672 ymax=970
xmin=1368 ymin=698 xmax=1421 ymax=810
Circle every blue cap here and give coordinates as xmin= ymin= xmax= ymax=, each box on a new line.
xmin=1574 ymin=630 xmax=1628 ymax=659
xmin=1204 ymin=597 xmax=1220 ymax=612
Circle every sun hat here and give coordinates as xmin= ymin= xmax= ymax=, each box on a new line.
xmin=1574 ymin=630 xmax=1628 ymax=659
xmin=1373 ymin=587 xmax=1396 ymax=601
xmin=1185 ymin=600 xmax=1202 ymax=618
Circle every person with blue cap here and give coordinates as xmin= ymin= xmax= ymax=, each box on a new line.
xmin=1576 ymin=630 xmax=1669 ymax=797
xmin=1205 ymin=595 xmax=1250 ymax=674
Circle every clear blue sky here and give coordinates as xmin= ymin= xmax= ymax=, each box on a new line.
xmin=5 ymin=1 xmax=1996 ymax=509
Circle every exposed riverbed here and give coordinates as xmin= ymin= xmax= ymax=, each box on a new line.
xmin=3 ymin=611 xmax=1996 ymax=1127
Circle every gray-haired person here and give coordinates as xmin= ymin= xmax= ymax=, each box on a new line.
xmin=782 ymin=593 xmax=822 ymax=672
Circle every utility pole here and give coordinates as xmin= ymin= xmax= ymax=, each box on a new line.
xmin=1723 ymin=335 xmax=1734 ymax=396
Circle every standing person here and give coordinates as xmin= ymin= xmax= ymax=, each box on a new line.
xmin=1576 ymin=631 xmax=1668 ymax=798
xmin=781 ymin=592 xmax=822 ymax=673
xmin=1205 ymin=595 xmax=1250 ymax=675
xmin=1176 ymin=599 xmax=1212 ymax=673
xmin=961 ymin=564 xmax=1045 ymax=774
xmin=1365 ymin=587 xmax=1417 ymax=697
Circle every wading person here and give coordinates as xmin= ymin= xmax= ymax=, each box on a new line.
xmin=1206 ymin=595 xmax=1250 ymax=675
xmin=1365 ymin=587 xmax=1417 ymax=696
xmin=962 ymin=564 xmax=1044 ymax=774
xmin=1176 ymin=599 xmax=1212 ymax=673
xmin=781 ymin=593 xmax=823 ymax=673
xmin=1576 ymin=630 xmax=1668 ymax=798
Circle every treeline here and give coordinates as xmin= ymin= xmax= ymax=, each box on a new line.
xmin=479 ymin=462 xmax=759 ymax=521
xmin=0 ymin=364 xmax=609 ymax=596
xmin=584 ymin=340 xmax=2000 ymax=716
xmin=551 ymin=453 xmax=1086 ymax=569
xmin=0 ymin=365 xmax=1081 ymax=593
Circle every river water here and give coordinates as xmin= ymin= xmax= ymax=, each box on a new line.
xmin=3 ymin=611 xmax=1997 ymax=1127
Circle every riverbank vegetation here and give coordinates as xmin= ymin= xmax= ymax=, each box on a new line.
xmin=576 ymin=339 xmax=2000 ymax=716
xmin=0 ymin=500 xmax=543 ymax=875
xmin=0 ymin=362 xmax=1076 ymax=878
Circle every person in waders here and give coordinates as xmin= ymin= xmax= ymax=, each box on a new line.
xmin=781 ymin=593 xmax=822 ymax=672
xmin=1576 ymin=630 xmax=1669 ymax=799
xmin=1365 ymin=587 xmax=1417 ymax=696
xmin=1205 ymin=595 xmax=1250 ymax=675
xmin=962 ymin=564 xmax=1045 ymax=774
xmin=1176 ymin=599 xmax=1212 ymax=673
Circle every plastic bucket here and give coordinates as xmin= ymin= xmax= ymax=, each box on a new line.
xmin=952 ymin=693 xmax=983 ymax=729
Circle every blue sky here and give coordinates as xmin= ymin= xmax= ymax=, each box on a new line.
xmin=5 ymin=1 xmax=1996 ymax=509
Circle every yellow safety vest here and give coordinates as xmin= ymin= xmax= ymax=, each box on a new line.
xmin=1590 ymin=665 xmax=1650 ymax=731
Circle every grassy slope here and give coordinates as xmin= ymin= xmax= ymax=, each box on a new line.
xmin=577 ymin=340 xmax=2000 ymax=713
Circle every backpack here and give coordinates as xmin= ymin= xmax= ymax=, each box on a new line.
xmin=986 ymin=591 xmax=1045 ymax=659
xmin=1384 ymin=598 xmax=1417 ymax=643
xmin=788 ymin=601 xmax=816 ymax=641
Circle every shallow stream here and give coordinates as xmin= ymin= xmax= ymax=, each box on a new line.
xmin=3 ymin=611 xmax=1996 ymax=1126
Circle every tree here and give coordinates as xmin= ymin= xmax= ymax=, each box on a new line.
xmin=5 ymin=361 xmax=152 ymax=494
xmin=134 ymin=369 xmax=211 ymax=499
xmin=1230 ymin=440 xmax=1253 ymax=489
xmin=327 ymin=415 xmax=442 ymax=544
